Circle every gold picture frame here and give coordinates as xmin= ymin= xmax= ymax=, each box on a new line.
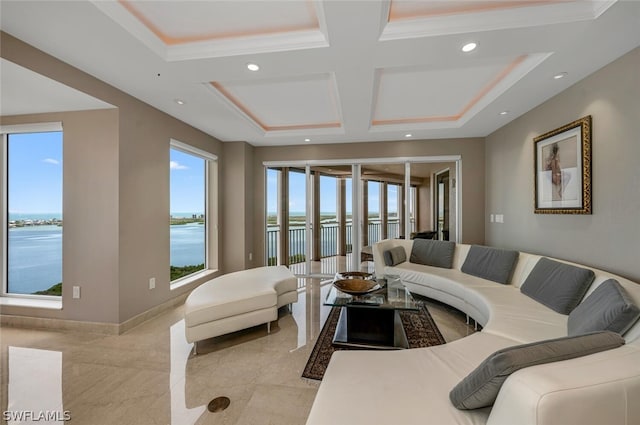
xmin=534 ymin=115 xmax=592 ymax=214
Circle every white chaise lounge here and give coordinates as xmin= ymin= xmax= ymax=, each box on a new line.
xmin=184 ymin=265 xmax=297 ymax=353
xmin=306 ymin=240 xmax=640 ymax=425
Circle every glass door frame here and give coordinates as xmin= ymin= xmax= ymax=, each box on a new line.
xmin=264 ymin=155 xmax=462 ymax=278
xmin=434 ymin=167 xmax=450 ymax=241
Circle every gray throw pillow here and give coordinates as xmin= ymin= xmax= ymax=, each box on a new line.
xmin=409 ymin=239 xmax=456 ymax=269
xmin=520 ymin=257 xmax=595 ymax=314
xmin=450 ymin=331 xmax=625 ymax=410
xmin=383 ymin=246 xmax=406 ymax=266
xmin=568 ymin=279 xmax=640 ymax=336
xmin=461 ymin=245 xmax=519 ymax=284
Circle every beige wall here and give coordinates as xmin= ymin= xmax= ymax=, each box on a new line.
xmin=221 ymin=142 xmax=255 ymax=273
xmin=485 ymin=47 xmax=640 ymax=281
xmin=1 ymin=109 xmax=120 ymax=323
xmin=1 ymin=32 xmax=223 ymax=324
xmin=251 ymin=139 xmax=486 ymax=265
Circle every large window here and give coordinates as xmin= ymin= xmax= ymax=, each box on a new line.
xmin=169 ymin=141 xmax=217 ymax=283
xmin=264 ymin=157 xmax=461 ymax=277
xmin=367 ymin=181 xmax=381 ymax=244
xmin=266 ymin=167 xmax=280 ymax=266
xmin=3 ymin=124 xmax=63 ymax=297
xmin=387 ymin=183 xmax=400 ymax=239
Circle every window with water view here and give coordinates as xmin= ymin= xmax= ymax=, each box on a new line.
xmin=5 ymin=129 xmax=63 ymax=296
xmin=170 ymin=146 xmax=207 ymax=281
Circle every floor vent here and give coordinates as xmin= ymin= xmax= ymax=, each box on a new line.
xmin=208 ymin=396 xmax=230 ymax=412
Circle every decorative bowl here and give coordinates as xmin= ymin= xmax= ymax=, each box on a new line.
xmin=334 ymin=271 xmax=374 ymax=281
xmin=333 ymin=278 xmax=379 ymax=295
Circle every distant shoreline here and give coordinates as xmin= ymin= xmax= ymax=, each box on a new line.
xmin=9 ymin=219 xmax=62 ymax=228
xmin=170 ymin=217 xmax=204 ymax=225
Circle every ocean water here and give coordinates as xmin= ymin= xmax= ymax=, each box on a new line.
xmin=8 ymin=225 xmax=63 ymax=294
xmin=170 ymin=223 xmax=205 ymax=266
xmin=7 ymin=223 xmax=205 ymax=295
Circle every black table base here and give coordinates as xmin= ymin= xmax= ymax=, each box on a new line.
xmin=332 ymin=306 xmax=409 ymax=350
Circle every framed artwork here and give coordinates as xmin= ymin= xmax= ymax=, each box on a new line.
xmin=534 ymin=115 xmax=592 ymax=214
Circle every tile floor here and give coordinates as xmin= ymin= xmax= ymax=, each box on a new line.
xmin=0 ymin=279 xmax=476 ymax=425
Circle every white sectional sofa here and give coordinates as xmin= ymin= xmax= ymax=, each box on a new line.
xmin=306 ymin=240 xmax=640 ymax=425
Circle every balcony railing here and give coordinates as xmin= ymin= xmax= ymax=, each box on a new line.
xmin=267 ymin=219 xmax=398 ymax=264
xmin=266 ymin=229 xmax=279 ymax=266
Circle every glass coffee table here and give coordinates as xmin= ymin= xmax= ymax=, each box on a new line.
xmin=324 ymin=275 xmax=419 ymax=350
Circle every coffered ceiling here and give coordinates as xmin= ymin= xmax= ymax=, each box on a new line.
xmin=1 ymin=0 xmax=639 ymax=146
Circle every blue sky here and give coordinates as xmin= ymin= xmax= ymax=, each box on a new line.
xmin=170 ymin=148 xmax=205 ymax=214
xmin=9 ymin=133 xmax=397 ymax=218
xmin=267 ymin=169 xmax=398 ymax=215
xmin=8 ymin=137 xmax=206 ymax=216
xmin=8 ymin=132 xmax=63 ymax=215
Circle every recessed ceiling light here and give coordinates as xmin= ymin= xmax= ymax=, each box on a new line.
xmin=405 ymin=133 xmax=412 ymax=138
xmin=553 ymin=72 xmax=568 ymax=80
xmin=462 ymin=42 xmax=477 ymax=53
xmin=499 ymin=111 xmax=509 ymax=115
xmin=175 ymin=99 xmax=185 ymax=105
xmin=247 ymin=63 xmax=260 ymax=71
xmin=304 ymin=138 xmax=311 ymax=142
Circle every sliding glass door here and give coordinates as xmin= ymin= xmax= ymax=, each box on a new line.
xmin=287 ymin=168 xmax=307 ymax=274
xmin=265 ymin=157 xmax=461 ymax=278
xmin=358 ymin=162 xmax=407 ymax=271
xmin=265 ymin=166 xmax=309 ymax=274
xmin=266 ymin=167 xmax=280 ymax=266
xmin=435 ymin=169 xmax=451 ymax=241
xmin=387 ymin=183 xmax=401 ymax=239
xmin=309 ymin=166 xmax=353 ymax=275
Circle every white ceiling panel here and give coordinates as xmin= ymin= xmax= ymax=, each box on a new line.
xmin=92 ymin=0 xmax=329 ymax=60
xmin=381 ymin=0 xmax=617 ymax=40
xmin=210 ymin=74 xmax=342 ymax=132
xmin=374 ymin=58 xmax=517 ymax=122
xmin=371 ymin=52 xmax=554 ymax=129
xmin=119 ymin=0 xmax=319 ymax=44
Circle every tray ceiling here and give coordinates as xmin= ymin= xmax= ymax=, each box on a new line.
xmin=1 ymin=0 xmax=639 ymax=146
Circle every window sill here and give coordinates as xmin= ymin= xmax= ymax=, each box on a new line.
xmin=0 ymin=296 xmax=62 ymax=310
xmin=170 ymin=269 xmax=218 ymax=291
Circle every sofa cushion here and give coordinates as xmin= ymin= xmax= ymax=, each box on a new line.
xmin=568 ymin=279 xmax=640 ymax=336
xmin=409 ymin=239 xmax=455 ymax=269
xmin=520 ymin=257 xmax=595 ymax=314
xmin=383 ymin=246 xmax=407 ymax=266
xmin=449 ymin=331 xmax=625 ymax=410
xmin=461 ymin=245 xmax=519 ymax=284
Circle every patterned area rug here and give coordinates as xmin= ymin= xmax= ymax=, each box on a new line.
xmin=302 ymin=304 xmax=446 ymax=381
